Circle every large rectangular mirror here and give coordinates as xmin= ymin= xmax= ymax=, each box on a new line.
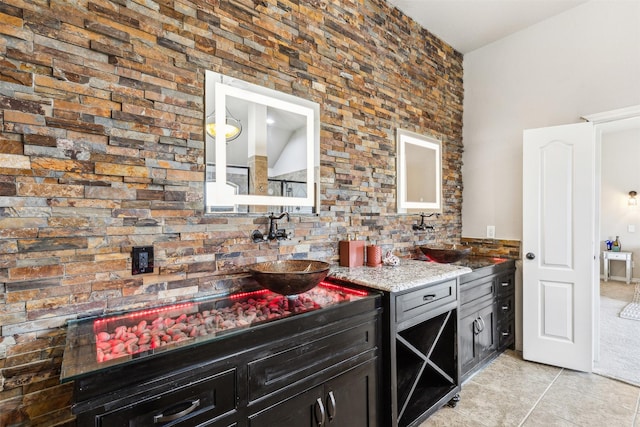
xmin=397 ymin=129 xmax=442 ymax=214
xmin=204 ymin=71 xmax=320 ymax=214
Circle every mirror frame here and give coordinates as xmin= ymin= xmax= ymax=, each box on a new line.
xmin=204 ymin=71 xmax=320 ymax=213
xmin=396 ymin=128 xmax=443 ymax=214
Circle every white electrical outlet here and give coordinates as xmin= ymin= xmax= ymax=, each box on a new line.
xmin=629 ymin=224 xmax=636 ymax=233
xmin=487 ymin=225 xmax=495 ymax=239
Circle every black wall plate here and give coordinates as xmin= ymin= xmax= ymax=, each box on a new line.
xmin=132 ymin=246 xmax=154 ymax=275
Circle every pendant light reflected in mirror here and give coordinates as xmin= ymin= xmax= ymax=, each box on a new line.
xmin=206 ymin=109 xmax=242 ymax=142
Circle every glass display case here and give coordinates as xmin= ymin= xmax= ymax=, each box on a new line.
xmin=61 ymin=282 xmax=370 ymax=382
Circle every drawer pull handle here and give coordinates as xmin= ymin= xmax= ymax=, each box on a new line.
xmin=473 ymin=317 xmax=485 ymax=334
xmin=478 ymin=316 xmax=486 ymax=332
xmin=501 ymin=331 xmax=510 ymax=337
xmin=154 ymin=398 xmax=200 ymax=424
xmin=314 ymin=397 xmax=325 ymax=427
xmin=501 ymin=282 xmax=510 ymax=287
xmin=327 ymin=390 xmax=337 ymax=421
xmin=501 ymin=304 xmax=510 ymax=311
xmin=423 ymin=294 xmax=436 ymax=301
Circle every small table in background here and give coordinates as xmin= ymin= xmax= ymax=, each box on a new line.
xmin=603 ymin=251 xmax=633 ymax=284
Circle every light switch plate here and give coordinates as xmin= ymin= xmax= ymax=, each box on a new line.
xmin=629 ymin=225 xmax=636 ymax=233
xmin=132 ymin=246 xmax=154 ymax=275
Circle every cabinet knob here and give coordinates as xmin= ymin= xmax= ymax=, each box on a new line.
xmin=526 ymin=252 xmax=535 ymax=260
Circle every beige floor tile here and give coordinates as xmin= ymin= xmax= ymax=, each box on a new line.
xmin=419 ymin=405 xmax=489 ymax=426
xmin=552 ymin=369 xmax=640 ymax=410
xmin=468 ymin=350 xmax=561 ymax=395
xmin=423 ymin=295 xmax=640 ymax=427
xmin=521 ymin=410 xmax=582 ymax=426
xmin=443 ymin=379 xmax=535 ymax=426
xmin=532 ymin=378 xmax=636 ymax=427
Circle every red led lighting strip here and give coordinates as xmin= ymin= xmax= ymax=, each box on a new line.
xmin=229 ymin=288 xmax=270 ymax=300
xmin=93 ymin=302 xmax=195 ymax=328
xmin=319 ymin=281 xmax=368 ymax=296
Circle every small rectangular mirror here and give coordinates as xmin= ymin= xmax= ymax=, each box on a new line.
xmin=205 ymin=71 xmax=320 ymax=214
xmin=397 ymin=129 xmax=442 ymax=214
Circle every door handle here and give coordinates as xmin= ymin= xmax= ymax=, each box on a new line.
xmin=326 ymin=390 xmax=336 ymax=421
xmin=314 ymin=397 xmax=325 ymax=427
xmin=478 ymin=316 xmax=486 ymax=332
xmin=526 ymin=252 xmax=535 ymax=260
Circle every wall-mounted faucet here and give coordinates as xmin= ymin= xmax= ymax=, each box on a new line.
xmin=252 ymin=212 xmax=291 ymax=242
xmin=413 ymin=212 xmax=438 ymax=231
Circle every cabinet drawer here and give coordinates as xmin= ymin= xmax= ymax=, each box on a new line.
xmin=498 ymin=322 xmax=515 ymax=349
xmin=395 ymin=280 xmax=456 ymax=324
xmin=247 ymin=320 xmax=376 ymax=402
xmin=496 ymin=273 xmax=514 ymax=297
xmin=460 ymin=278 xmax=494 ymax=306
xmin=98 ymin=369 xmax=236 ymax=426
xmin=497 ymin=294 xmax=515 ymax=318
xmin=605 ymin=251 xmax=630 ymax=261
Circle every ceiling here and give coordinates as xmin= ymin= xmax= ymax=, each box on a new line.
xmin=385 ymin=0 xmax=589 ymax=54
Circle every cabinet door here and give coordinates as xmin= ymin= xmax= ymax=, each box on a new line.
xmin=460 ymin=303 xmax=497 ymax=378
xmin=324 ymin=359 xmax=377 ymax=427
xmin=476 ymin=303 xmax=497 ymax=362
xmin=249 ymin=386 xmax=325 ymax=427
xmin=459 ymin=309 xmax=478 ymax=376
xmin=248 ymin=359 xmax=377 ymax=427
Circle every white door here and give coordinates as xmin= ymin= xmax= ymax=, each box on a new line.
xmin=522 ymin=122 xmax=595 ymax=372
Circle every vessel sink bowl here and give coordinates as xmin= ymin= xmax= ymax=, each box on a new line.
xmin=420 ymin=244 xmax=472 ymax=263
xmin=247 ymin=260 xmax=330 ymax=295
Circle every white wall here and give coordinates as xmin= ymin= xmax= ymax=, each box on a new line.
xmin=462 ymin=0 xmax=640 ymax=240
xmin=601 ymin=128 xmax=640 ymax=280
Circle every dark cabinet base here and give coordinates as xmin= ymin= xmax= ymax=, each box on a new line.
xmin=249 ymin=358 xmax=377 ymax=427
xmin=459 ymin=260 xmax=516 ymax=382
xmin=69 ymin=293 xmax=381 ymax=427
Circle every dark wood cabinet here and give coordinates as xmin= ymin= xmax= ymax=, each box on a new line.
xmin=458 ymin=260 xmax=515 ymax=382
xmin=249 ymin=358 xmax=377 ymax=427
xmin=495 ymin=269 xmax=516 ymax=350
xmin=459 ymin=300 xmax=496 ymax=376
xmin=377 ymin=278 xmax=460 ymax=427
xmin=66 ymin=290 xmax=381 ymax=427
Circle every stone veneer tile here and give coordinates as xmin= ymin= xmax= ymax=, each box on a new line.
xmin=0 ymin=0 xmax=464 ymax=423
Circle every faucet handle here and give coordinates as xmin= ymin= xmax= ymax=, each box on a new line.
xmin=275 ymin=229 xmax=292 ymax=240
xmin=251 ymin=230 xmax=267 ymax=243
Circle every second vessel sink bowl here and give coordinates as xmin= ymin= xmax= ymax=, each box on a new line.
xmin=420 ymin=244 xmax=472 ymax=263
xmin=247 ymin=260 xmax=330 ymax=295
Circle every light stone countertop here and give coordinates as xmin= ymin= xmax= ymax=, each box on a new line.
xmin=329 ymin=259 xmax=472 ymax=293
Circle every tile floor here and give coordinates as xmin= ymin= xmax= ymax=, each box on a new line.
xmin=422 ymin=279 xmax=640 ymax=426
xmin=422 ymin=349 xmax=640 ymax=426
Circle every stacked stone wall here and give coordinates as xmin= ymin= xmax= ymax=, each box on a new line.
xmin=0 ymin=0 xmax=463 ymax=424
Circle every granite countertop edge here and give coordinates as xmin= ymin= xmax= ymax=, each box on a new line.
xmin=329 ymin=259 xmax=472 ymax=293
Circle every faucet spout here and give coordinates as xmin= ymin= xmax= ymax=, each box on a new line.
xmin=413 ymin=212 xmax=437 ymax=231
xmin=270 ymin=212 xmax=290 ymax=222
xmin=267 ymin=212 xmax=290 ymax=240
